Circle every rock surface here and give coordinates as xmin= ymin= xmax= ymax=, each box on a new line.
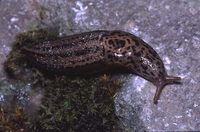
xmin=0 ymin=0 xmax=200 ymax=131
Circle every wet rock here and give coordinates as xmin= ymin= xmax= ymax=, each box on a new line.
xmin=0 ymin=0 xmax=199 ymax=131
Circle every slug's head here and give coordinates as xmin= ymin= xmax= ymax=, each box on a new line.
xmin=153 ymin=75 xmax=181 ymax=103
xmin=101 ymin=30 xmax=181 ymax=103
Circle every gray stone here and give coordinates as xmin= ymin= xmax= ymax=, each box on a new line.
xmin=0 ymin=0 xmax=199 ymax=131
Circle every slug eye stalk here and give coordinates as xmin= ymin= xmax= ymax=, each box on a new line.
xmin=153 ymin=76 xmax=181 ymax=103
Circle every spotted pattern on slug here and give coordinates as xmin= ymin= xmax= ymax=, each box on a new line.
xmin=101 ymin=31 xmax=166 ymax=83
xmin=22 ymin=30 xmax=181 ymax=103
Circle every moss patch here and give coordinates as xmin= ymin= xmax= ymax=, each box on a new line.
xmin=30 ymin=75 xmax=122 ymax=131
xmin=0 ymin=104 xmax=29 ymax=131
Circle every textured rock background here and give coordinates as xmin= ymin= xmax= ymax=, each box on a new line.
xmin=0 ymin=0 xmax=200 ymax=131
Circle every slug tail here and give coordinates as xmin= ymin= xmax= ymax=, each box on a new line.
xmin=153 ymin=75 xmax=181 ymax=103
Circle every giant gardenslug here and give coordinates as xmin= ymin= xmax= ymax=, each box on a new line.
xmin=22 ymin=30 xmax=181 ymax=103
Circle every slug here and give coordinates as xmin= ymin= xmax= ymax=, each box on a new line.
xmin=22 ymin=30 xmax=181 ymax=103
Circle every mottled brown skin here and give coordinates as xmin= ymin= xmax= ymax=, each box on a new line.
xmin=22 ymin=30 xmax=181 ymax=103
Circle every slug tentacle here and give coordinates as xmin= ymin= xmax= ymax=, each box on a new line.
xmin=165 ymin=76 xmax=181 ymax=84
xmin=154 ymin=75 xmax=181 ymax=103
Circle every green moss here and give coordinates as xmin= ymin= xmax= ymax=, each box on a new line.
xmin=2 ymin=29 xmax=123 ymax=131
xmin=38 ymin=8 xmax=46 ymax=20
xmin=0 ymin=103 xmax=29 ymax=131
xmin=29 ymin=76 xmax=122 ymax=131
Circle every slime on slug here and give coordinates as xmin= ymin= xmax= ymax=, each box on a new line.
xmin=22 ymin=30 xmax=181 ymax=103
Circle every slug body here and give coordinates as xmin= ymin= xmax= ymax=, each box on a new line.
xmin=22 ymin=30 xmax=181 ymax=103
